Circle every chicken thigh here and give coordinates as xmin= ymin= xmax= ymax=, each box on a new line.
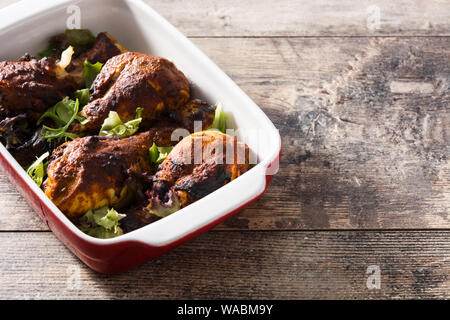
xmin=0 ymin=32 xmax=127 ymax=166
xmin=0 ymin=32 xmax=126 ymax=122
xmin=0 ymin=54 xmax=78 ymax=122
xmin=43 ymin=128 xmax=176 ymax=219
xmin=76 ymin=52 xmax=191 ymax=133
xmin=146 ymin=130 xmax=251 ymax=217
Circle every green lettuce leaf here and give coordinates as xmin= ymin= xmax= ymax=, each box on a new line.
xmin=78 ymin=207 xmax=126 ymax=239
xmin=38 ymin=97 xmax=86 ymax=141
xmin=149 ymin=143 xmax=173 ymax=170
xmin=73 ymin=88 xmax=90 ymax=107
xmin=155 ymin=146 xmax=173 ymax=164
xmin=149 ymin=143 xmax=159 ymax=164
xmin=38 ymin=97 xmax=72 ymax=126
xmin=211 ymin=101 xmax=227 ymax=133
xmin=26 ymin=152 xmax=49 ymax=186
xmin=82 ymin=60 xmax=103 ymax=88
xmin=99 ymin=107 xmax=143 ymax=138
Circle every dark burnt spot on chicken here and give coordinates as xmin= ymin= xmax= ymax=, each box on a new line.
xmin=152 ymin=179 xmax=171 ymax=196
xmin=170 ymin=99 xmax=216 ymax=132
xmin=174 ymin=165 xmax=232 ymax=201
xmin=152 ymin=159 xmax=192 ymax=196
xmin=18 ymin=53 xmax=33 ymax=62
xmin=81 ymin=33 xmax=125 ymax=64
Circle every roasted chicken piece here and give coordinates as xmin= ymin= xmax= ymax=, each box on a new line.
xmin=146 ymin=130 xmax=251 ymax=217
xmin=0 ymin=54 xmax=78 ymax=122
xmin=44 ymin=29 xmax=122 ymax=59
xmin=0 ymin=55 xmax=76 ymax=165
xmin=75 ymin=52 xmax=191 ymax=133
xmin=69 ymin=32 xmax=126 ymax=65
xmin=43 ymin=128 xmax=176 ymax=219
xmin=0 ymin=31 xmax=127 ymax=166
xmin=0 ymin=32 xmax=126 ymax=122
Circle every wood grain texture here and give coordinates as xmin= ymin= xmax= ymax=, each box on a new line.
xmin=1 ymin=231 xmax=449 ymax=299
xmin=0 ymin=0 xmax=448 ymax=300
xmin=207 ymin=36 xmax=450 ymax=230
xmin=145 ymin=0 xmax=450 ymax=36
xmin=0 ymin=0 xmax=448 ymax=36
xmin=1 ymin=37 xmax=448 ymax=231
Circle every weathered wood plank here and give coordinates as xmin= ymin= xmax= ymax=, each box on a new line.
xmin=199 ymin=36 xmax=450 ymax=230
xmin=0 ymin=0 xmax=449 ymax=36
xmin=0 ymin=171 xmax=47 ymax=230
xmin=1 ymin=37 xmax=448 ymax=231
xmin=141 ymin=0 xmax=450 ymax=36
xmin=0 ymin=231 xmax=449 ymax=299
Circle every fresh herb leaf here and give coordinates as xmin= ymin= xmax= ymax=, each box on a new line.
xmin=38 ymin=97 xmax=81 ymax=125
xmin=149 ymin=143 xmax=159 ymax=164
xmin=82 ymin=60 xmax=103 ymax=88
xmin=75 ymin=115 xmax=89 ymax=126
xmin=78 ymin=207 xmax=126 ymax=239
xmin=99 ymin=107 xmax=143 ymax=138
xmin=156 ymin=146 xmax=173 ymax=164
xmin=149 ymin=143 xmax=173 ymax=170
xmin=26 ymin=152 xmax=49 ymax=186
xmin=211 ymin=101 xmax=227 ymax=133
xmin=94 ymin=208 xmax=126 ymax=231
xmin=73 ymin=88 xmax=90 ymax=107
xmin=39 ymin=98 xmax=84 ymax=142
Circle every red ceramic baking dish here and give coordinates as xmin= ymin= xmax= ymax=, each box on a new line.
xmin=0 ymin=0 xmax=281 ymax=274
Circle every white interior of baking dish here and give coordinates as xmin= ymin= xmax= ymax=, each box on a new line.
xmin=0 ymin=0 xmax=280 ymax=246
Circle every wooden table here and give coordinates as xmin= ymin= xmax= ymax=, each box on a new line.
xmin=0 ymin=0 xmax=449 ymax=299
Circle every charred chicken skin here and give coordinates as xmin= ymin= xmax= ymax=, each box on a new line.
xmin=0 ymin=31 xmax=127 ymax=166
xmin=75 ymin=32 xmax=127 ymax=65
xmin=43 ymin=128 xmax=175 ymax=219
xmin=76 ymin=52 xmax=191 ymax=133
xmin=0 ymin=32 xmax=126 ymax=122
xmin=1 ymin=29 xmax=253 ymax=238
xmin=169 ymin=99 xmax=216 ymax=133
xmin=0 ymin=54 xmax=78 ymax=122
xmin=146 ymin=130 xmax=251 ymax=217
